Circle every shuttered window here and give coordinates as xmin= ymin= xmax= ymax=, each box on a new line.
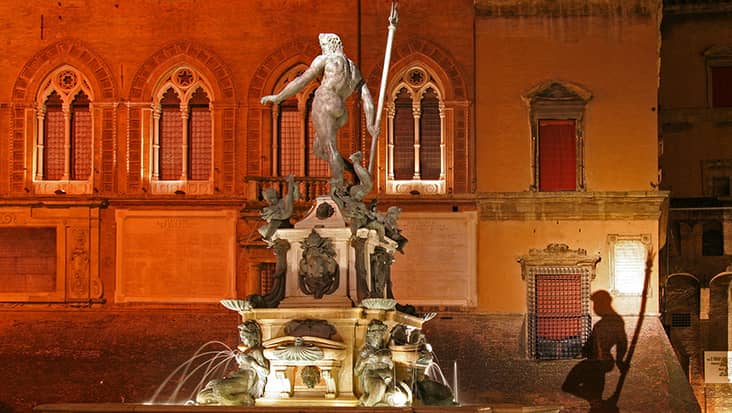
xmin=539 ymin=119 xmax=576 ymax=191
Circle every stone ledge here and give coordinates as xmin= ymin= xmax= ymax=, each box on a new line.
xmin=34 ymin=403 xmax=562 ymax=413
xmin=478 ymin=191 xmax=669 ymax=220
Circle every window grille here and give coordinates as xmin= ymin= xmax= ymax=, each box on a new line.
xmin=188 ymin=88 xmax=211 ymax=181
xmin=278 ymin=99 xmax=301 ymax=176
xmin=44 ymin=107 xmax=65 ymax=180
xmin=527 ymin=267 xmax=591 ymax=360
xmin=259 ymin=262 xmax=277 ymax=295
xmin=420 ymin=88 xmax=441 ymax=180
xmin=671 ymin=312 xmax=692 ymax=328
xmin=393 ymin=88 xmax=415 ymax=180
xmin=159 ymin=89 xmax=183 ymax=180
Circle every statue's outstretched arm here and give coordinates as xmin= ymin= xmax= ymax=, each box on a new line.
xmin=261 ymin=57 xmax=325 ymax=105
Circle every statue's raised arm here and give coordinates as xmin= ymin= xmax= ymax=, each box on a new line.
xmin=260 ymin=57 xmax=326 ymax=105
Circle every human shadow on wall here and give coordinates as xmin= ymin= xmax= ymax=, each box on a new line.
xmin=562 ymin=250 xmax=654 ymax=412
xmin=562 ymin=290 xmax=627 ymax=412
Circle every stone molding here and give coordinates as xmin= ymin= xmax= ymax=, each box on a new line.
xmin=12 ymin=39 xmax=117 ymax=103
xmin=129 ymin=40 xmax=236 ymax=101
xmin=475 ymin=0 xmax=656 ymax=17
xmin=478 ymin=191 xmax=669 ymax=220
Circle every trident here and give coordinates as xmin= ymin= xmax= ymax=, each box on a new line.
xmin=368 ymin=1 xmax=399 ymax=175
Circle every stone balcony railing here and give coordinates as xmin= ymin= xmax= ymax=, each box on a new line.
xmin=244 ymin=176 xmax=330 ymax=203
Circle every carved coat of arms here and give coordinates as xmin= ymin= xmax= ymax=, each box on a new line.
xmin=298 ymin=230 xmax=339 ymax=298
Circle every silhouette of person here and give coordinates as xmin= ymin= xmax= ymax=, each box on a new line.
xmin=562 ymin=290 xmax=627 ymax=412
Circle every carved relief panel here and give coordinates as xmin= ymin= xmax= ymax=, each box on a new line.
xmin=0 ymin=205 xmax=102 ymax=304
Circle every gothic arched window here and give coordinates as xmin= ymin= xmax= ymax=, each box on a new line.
xmin=151 ymin=67 xmax=213 ymax=193
xmin=34 ymin=66 xmax=94 ymax=194
xmin=386 ymin=66 xmax=446 ymax=194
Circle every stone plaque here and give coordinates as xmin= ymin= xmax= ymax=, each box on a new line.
xmin=115 ymin=210 xmax=237 ymax=303
xmin=705 ymin=351 xmax=732 ymax=384
xmin=390 ymin=212 xmax=477 ymax=306
xmin=609 ymin=234 xmax=651 ymax=296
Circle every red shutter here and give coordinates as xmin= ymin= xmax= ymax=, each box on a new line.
xmin=712 ymin=66 xmax=732 ymax=108
xmin=539 ymin=119 xmax=576 ymax=191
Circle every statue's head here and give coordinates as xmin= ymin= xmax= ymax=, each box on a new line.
xmin=238 ymin=320 xmax=262 ymax=349
xmin=365 ymin=319 xmax=388 ymax=347
xmin=319 ymin=33 xmax=343 ymax=55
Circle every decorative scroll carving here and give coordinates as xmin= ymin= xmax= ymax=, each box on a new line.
xmin=517 ymin=243 xmax=601 ymax=276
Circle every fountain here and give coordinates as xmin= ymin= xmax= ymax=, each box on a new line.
xmin=177 ymin=3 xmax=456 ymax=407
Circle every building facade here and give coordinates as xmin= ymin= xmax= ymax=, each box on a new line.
xmin=0 ymin=0 xmax=698 ymax=412
xmin=660 ymin=1 xmax=732 ymax=411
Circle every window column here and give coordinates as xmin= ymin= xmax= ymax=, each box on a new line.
xmin=62 ymin=102 xmax=71 ymax=180
xmin=151 ymin=104 xmax=161 ymax=180
xmin=180 ymin=103 xmax=189 ymax=180
xmin=412 ymin=101 xmax=421 ymax=180
xmin=35 ymin=105 xmax=46 ymax=180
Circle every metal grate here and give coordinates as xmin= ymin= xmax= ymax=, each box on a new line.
xmin=278 ymin=100 xmax=302 ymax=176
xmin=259 ymin=262 xmax=276 ymax=295
xmin=44 ymin=92 xmax=65 ymax=180
xmin=528 ymin=268 xmax=591 ymax=360
xmin=419 ymin=88 xmax=441 ymax=180
xmin=671 ymin=312 xmax=692 ymax=328
xmin=159 ymin=89 xmax=183 ymax=180
xmin=189 ymin=107 xmax=211 ymax=180
xmin=393 ymin=88 xmax=415 ymax=180
xmin=71 ymin=105 xmax=92 ymax=180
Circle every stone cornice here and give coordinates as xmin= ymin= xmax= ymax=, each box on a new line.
xmin=664 ymin=2 xmax=732 ymax=15
xmin=474 ymin=0 xmax=657 ymax=17
xmin=478 ymin=191 xmax=669 ymax=220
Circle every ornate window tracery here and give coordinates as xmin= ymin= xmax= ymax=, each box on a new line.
xmin=33 ymin=65 xmax=94 ymax=194
xmin=386 ymin=66 xmax=446 ymax=194
xmin=151 ymin=66 xmax=214 ymax=193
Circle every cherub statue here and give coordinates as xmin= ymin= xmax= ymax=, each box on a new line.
xmin=258 ymin=175 xmax=299 ymax=242
xmin=195 ymin=321 xmax=270 ymax=406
